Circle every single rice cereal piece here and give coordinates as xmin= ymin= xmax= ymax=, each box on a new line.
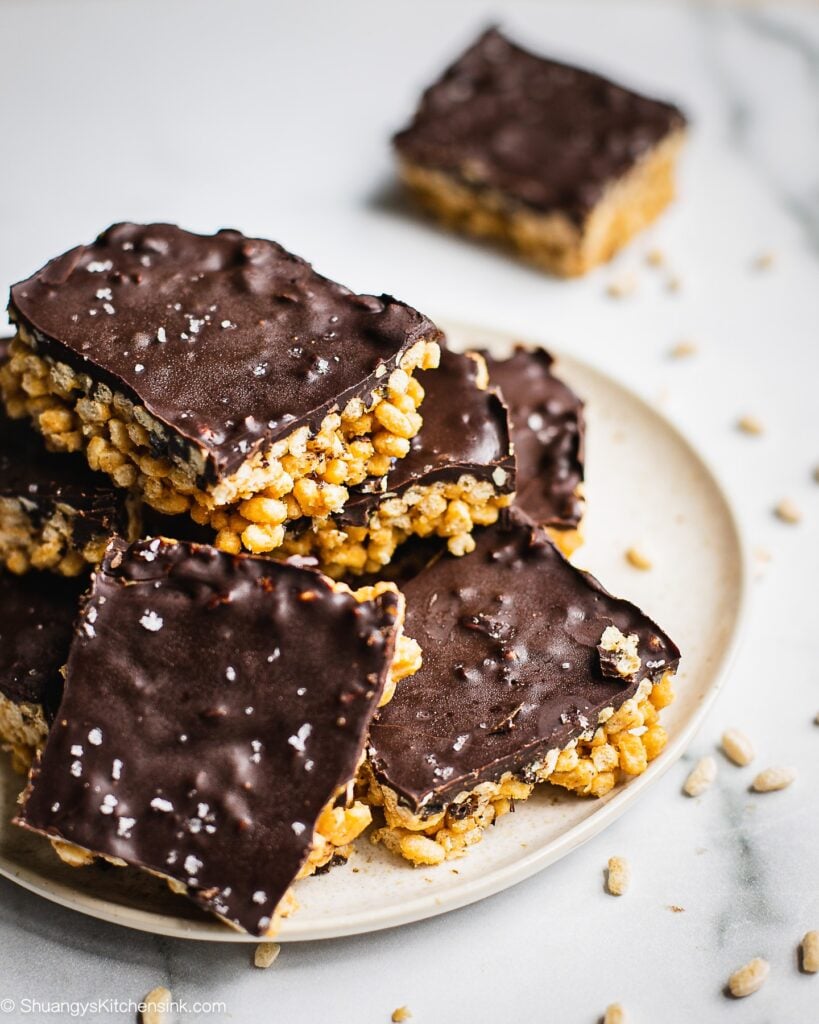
xmin=481 ymin=346 xmax=585 ymax=556
xmin=727 ymin=958 xmax=769 ymax=998
xmin=392 ymin=1008 xmax=412 ymax=1022
xmin=15 ymin=537 xmax=417 ymax=935
xmin=801 ymin=930 xmax=819 ymax=973
xmin=603 ymin=1004 xmax=628 ymax=1024
xmin=393 ymin=28 xmax=687 ymax=276
xmin=366 ymin=511 xmax=680 ymax=865
xmin=774 ymin=499 xmax=801 ymax=524
xmin=721 ymin=729 xmax=755 ymax=767
xmin=606 ymin=856 xmax=630 ymax=896
xmin=141 ymin=986 xmax=171 ymax=1024
xmin=5 ymin=223 xmax=441 ymax=556
xmin=254 ymin=942 xmax=281 ymax=969
xmin=683 ymin=756 xmax=717 ymax=796
xmin=752 ymin=766 xmax=797 ymax=792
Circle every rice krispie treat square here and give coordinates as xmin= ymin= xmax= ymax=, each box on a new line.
xmin=364 ymin=511 xmax=680 ymax=865
xmin=4 ymin=223 xmax=441 ymax=557
xmin=16 ymin=537 xmax=420 ymax=934
xmin=394 ymin=28 xmax=686 ymax=276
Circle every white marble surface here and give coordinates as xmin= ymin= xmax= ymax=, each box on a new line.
xmin=0 ymin=1 xmax=818 ymax=1021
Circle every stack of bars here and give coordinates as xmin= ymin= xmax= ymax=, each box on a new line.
xmin=0 ymin=221 xmax=680 ymax=935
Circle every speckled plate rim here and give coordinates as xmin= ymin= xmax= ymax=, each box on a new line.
xmin=0 ymin=322 xmax=750 ymax=942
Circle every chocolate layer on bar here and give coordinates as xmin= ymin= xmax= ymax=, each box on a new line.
xmin=17 ymin=538 xmax=402 ymax=934
xmin=338 ymin=348 xmax=514 ymax=527
xmin=482 ymin=347 xmax=584 ymax=529
xmin=394 ymin=27 xmax=686 ymax=224
xmin=9 ymin=223 xmax=441 ymax=482
xmin=368 ymin=512 xmax=680 ymax=811
xmin=0 ymin=570 xmax=86 ymax=717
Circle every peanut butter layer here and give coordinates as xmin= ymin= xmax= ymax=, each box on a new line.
xmin=16 ymin=538 xmax=405 ymax=935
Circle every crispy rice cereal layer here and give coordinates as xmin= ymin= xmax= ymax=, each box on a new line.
xmin=280 ymin=474 xmax=514 ymax=578
xmin=0 ymin=695 xmax=48 ymax=775
xmin=398 ymin=131 xmax=685 ymax=278
xmin=1 ymin=328 xmax=440 ymax=555
xmin=0 ymin=495 xmax=138 ymax=577
xmin=366 ymin=672 xmax=675 ymax=866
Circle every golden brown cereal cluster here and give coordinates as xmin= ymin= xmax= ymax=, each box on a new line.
xmin=367 ymin=673 xmax=675 ymax=865
xmin=398 ymin=130 xmax=685 ymax=277
xmin=280 ymin=475 xmax=514 ymax=577
xmin=0 ymin=695 xmax=49 ymax=775
xmin=1 ymin=329 xmax=439 ymax=556
xmin=0 ymin=498 xmax=119 ymax=576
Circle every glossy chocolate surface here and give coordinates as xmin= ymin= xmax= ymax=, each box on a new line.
xmin=339 ymin=348 xmax=514 ymax=526
xmin=17 ymin=538 xmax=401 ymax=934
xmin=9 ymin=224 xmax=441 ymax=481
xmin=394 ymin=27 xmax=686 ymax=222
xmin=0 ymin=570 xmax=87 ymax=716
xmin=483 ymin=347 xmax=584 ymax=529
xmin=368 ymin=513 xmax=680 ymax=811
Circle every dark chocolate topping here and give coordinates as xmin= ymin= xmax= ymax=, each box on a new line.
xmin=368 ymin=512 xmax=680 ymax=811
xmin=9 ymin=224 xmax=441 ymax=481
xmin=394 ymin=27 xmax=686 ymax=223
xmin=338 ymin=349 xmax=514 ymax=526
xmin=482 ymin=347 xmax=584 ymax=529
xmin=17 ymin=538 xmax=400 ymax=934
xmin=0 ymin=570 xmax=87 ymax=716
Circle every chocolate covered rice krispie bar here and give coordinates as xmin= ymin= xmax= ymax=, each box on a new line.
xmin=394 ymin=28 xmax=687 ymax=276
xmin=483 ymin=346 xmax=585 ymax=555
xmin=280 ymin=348 xmax=515 ymax=576
xmin=0 ymin=570 xmax=86 ymax=772
xmin=0 ymin=340 xmax=136 ymax=575
xmin=364 ymin=512 xmax=680 ymax=865
xmin=15 ymin=537 xmax=421 ymax=934
xmin=3 ymin=223 xmax=441 ymax=557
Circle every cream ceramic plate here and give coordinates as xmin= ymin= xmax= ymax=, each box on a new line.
xmin=0 ymin=321 xmax=747 ymax=942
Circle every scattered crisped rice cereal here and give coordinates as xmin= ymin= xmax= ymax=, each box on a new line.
xmin=774 ymin=499 xmax=801 ymax=524
xmin=721 ymin=729 xmax=756 ymax=767
xmin=625 ymin=546 xmax=653 ymax=571
xmin=666 ymin=274 xmax=682 ymax=293
xmin=606 ymin=856 xmax=631 ymax=896
xmin=813 ymin=465 xmax=819 ymax=484
xmin=752 ymin=766 xmax=797 ymax=792
xmin=683 ymin=756 xmax=717 ymax=797
xmin=645 ymin=248 xmax=665 ymax=267
xmin=603 ymin=1003 xmax=628 ymax=1024
xmin=737 ymin=415 xmax=764 ymax=436
xmin=668 ymin=905 xmax=686 ymax=913
xmin=606 ymin=274 xmax=637 ymax=299
xmin=254 ymin=942 xmax=281 ymax=969
xmin=754 ymin=547 xmax=772 ymax=564
xmin=392 ymin=1008 xmax=413 ymax=1022
xmin=802 ymin=931 xmax=819 ymax=973
xmin=814 ymin=711 xmax=819 ymax=726
xmin=140 ymin=986 xmax=171 ymax=1024
xmin=727 ymin=957 xmax=769 ymax=998
xmin=753 ymin=251 xmax=776 ymax=271
xmin=670 ymin=339 xmax=698 ymax=359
